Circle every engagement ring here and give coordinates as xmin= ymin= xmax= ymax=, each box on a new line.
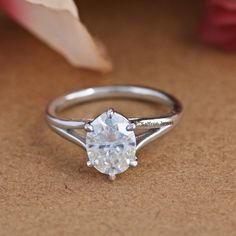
xmin=46 ymin=86 xmax=183 ymax=180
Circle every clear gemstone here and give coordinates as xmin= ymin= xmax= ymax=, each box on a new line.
xmin=85 ymin=111 xmax=136 ymax=175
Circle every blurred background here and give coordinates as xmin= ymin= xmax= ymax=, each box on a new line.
xmin=0 ymin=1 xmax=235 ymax=236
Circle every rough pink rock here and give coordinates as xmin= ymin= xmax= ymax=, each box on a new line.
xmin=0 ymin=0 xmax=112 ymax=71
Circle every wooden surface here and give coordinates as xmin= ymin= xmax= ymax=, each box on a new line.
xmin=0 ymin=1 xmax=236 ymax=235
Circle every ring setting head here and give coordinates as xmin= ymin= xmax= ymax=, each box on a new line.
xmin=85 ymin=108 xmax=137 ymax=180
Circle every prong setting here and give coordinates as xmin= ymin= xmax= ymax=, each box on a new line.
xmin=130 ymin=159 xmax=138 ymax=167
xmin=108 ymin=173 xmax=116 ymax=181
xmin=107 ymin=108 xmax=114 ymax=118
xmin=86 ymin=160 xmax=93 ymax=167
xmin=126 ymin=123 xmax=136 ymax=131
xmin=84 ymin=123 xmax=94 ymax=132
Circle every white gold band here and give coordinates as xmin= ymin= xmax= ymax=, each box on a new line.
xmin=46 ymin=85 xmax=183 ymax=151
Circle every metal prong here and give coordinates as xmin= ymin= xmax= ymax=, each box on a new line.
xmin=130 ymin=159 xmax=138 ymax=167
xmin=86 ymin=160 xmax=93 ymax=167
xmin=108 ymin=173 xmax=116 ymax=181
xmin=126 ymin=123 xmax=136 ymax=131
xmin=84 ymin=123 xmax=94 ymax=132
xmin=107 ymin=108 xmax=114 ymax=118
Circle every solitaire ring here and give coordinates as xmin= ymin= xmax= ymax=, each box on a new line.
xmin=46 ymin=85 xmax=183 ymax=180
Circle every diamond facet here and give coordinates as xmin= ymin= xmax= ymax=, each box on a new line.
xmin=85 ymin=110 xmax=137 ymax=176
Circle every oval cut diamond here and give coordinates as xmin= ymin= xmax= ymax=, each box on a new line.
xmin=86 ymin=111 xmax=136 ymax=176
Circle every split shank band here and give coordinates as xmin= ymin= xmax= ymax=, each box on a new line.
xmin=46 ymin=85 xmax=183 ymax=151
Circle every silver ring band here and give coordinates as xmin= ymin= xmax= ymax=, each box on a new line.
xmin=46 ymin=85 xmax=183 ymax=180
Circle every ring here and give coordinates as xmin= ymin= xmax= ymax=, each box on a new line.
xmin=46 ymin=85 xmax=183 ymax=180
